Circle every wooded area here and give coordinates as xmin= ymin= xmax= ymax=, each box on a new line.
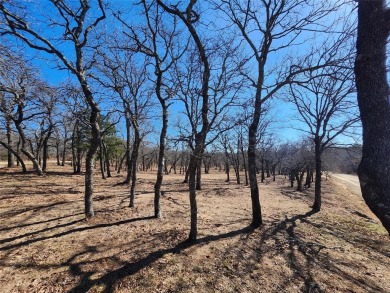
xmin=0 ymin=0 xmax=389 ymax=292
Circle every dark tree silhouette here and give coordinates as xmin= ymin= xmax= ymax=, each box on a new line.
xmin=355 ymin=0 xmax=390 ymax=234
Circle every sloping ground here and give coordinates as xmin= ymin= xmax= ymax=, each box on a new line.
xmin=0 ymin=163 xmax=389 ymax=293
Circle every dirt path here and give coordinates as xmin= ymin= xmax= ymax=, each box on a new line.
xmin=331 ymin=173 xmax=361 ymax=196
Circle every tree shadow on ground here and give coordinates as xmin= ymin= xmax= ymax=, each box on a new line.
xmin=0 ymin=216 xmax=155 ymax=252
xmin=253 ymin=210 xmax=387 ymax=293
xmin=68 ymin=226 xmax=255 ymax=293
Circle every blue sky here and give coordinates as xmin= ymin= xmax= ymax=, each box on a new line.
xmin=2 ymin=0 xmax=360 ymax=147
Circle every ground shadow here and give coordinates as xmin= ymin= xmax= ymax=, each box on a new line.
xmin=68 ymin=226 xmax=255 ymax=293
xmin=0 ymin=216 xmax=155 ymax=251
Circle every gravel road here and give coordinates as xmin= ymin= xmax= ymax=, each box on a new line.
xmin=331 ymin=173 xmax=361 ymax=196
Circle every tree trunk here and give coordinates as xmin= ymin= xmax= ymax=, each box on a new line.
xmin=99 ymin=142 xmax=106 ymax=179
xmin=61 ymin=137 xmax=67 ymax=166
xmin=313 ymin=140 xmax=322 ymax=212
xmin=6 ymin=117 xmax=14 ymax=167
xmin=355 ymin=0 xmax=390 ymax=234
xmin=225 ymin=160 xmax=230 ymax=182
xmin=154 ymin=102 xmax=168 ymax=219
xmin=14 ymin=119 xmax=43 ymax=176
xmin=0 ymin=141 xmax=26 ymax=172
xmin=84 ymin=106 xmax=101 ymax=218
xmin=305 ymin=168 xmax=311 ymax=188
xmin=102 ymin=141 xmax=111 ymax=178
xmin=117 ymin=150 xmax=127 ymax=174
xmin=196 ymin=157 xmax=202 ymax=190
xmin=248 ymin=121 xmax=262 ymax=227
xmin=290 ymin=171 xmax=295 ymax=188
xmin=125 ymin=112 xmax=132 ymax=184
xmin=42 ymin=125 xmax=53 ymax=172
xmin=129 ymin=127 xmax=140 ymax=208
xmin=56 ymin=141 xmax=61 ymax=166
xmin=240 ymin=143 xmax=248 ymax=186
xmin=296 ymin=171 xmax=304 ymax=192
xmin=188 ymin=153 xmax=199 ymax=242
xmin=261 ymin=157 xmax=265 ymax=183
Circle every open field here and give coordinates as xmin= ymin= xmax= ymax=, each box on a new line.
xmin=0 ymin=163 xmax=389 ymax=292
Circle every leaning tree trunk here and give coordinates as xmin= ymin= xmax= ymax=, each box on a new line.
xmin=0 ymin=141 xmax=26 ymax=172
xmin=14 ymin=120 xmax=43 ymax=176
xmin=355 ymin=0 xmax=390 ymax=234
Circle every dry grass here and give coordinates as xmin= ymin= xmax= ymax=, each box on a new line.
xmin=0 ymin=162 xmax=389 ymax=292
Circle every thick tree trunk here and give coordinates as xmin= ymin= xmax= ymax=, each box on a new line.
xmin=313 ymin=141 xmax=322 ymax=212
xmin=84 ymin=116 xmax=100 ymax=217
xmin=248 ymin=122 xmax=262 ymax=227
xmin=355 ymin=0 xmax=390 ymax=234
xmin=129 ymin=128 xmax=140 ymax=208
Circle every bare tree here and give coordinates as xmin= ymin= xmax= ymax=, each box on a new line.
xmin=157 ymin=0 xmax=213 ymax=242
xmin=218 ymin=0 xmax=340 ymax=227
xmin=0 ymin=50 xmax=45 ymax=175
xmin=0 ymin=0 xmax=106 ymax=217
xmin=93 ymin=47 xmax=152 ymax=207
xmin=118 ymin=0 xmax=187 ymax=217
xmin=288 ymin=43 xmax=359 ymax=211
xmin=355 ymin=0 xmax=390 ymax=234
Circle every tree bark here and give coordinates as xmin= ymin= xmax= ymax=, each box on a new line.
xmin=125 ymin=111 xmax=132 ymax=184
xmin=313 ymin=140 xmax=322 ymax=211
xmin=0 ymin=141 xmax=26 ymax=172
xmin=102 ymin=140 xmax=111 ymax=177
xmin=248 ymin=121 xmax=262 ymax=227
xmin=196 ymin=157 xmax=202 ymax=190
xmin=6 ymin=117 xmax=14 ymax=167
xmin=42 ymin=124 xmax=53 ymax=172
xmin=129 ymin=126 xmax=140 ymax=208
xmin=154 ymin=102 xmax=168 ymax=218
xmin=355 ymin=0 xmax=390 ymax=234
xmin=99 ymin=141 xmax=106 ymax=179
